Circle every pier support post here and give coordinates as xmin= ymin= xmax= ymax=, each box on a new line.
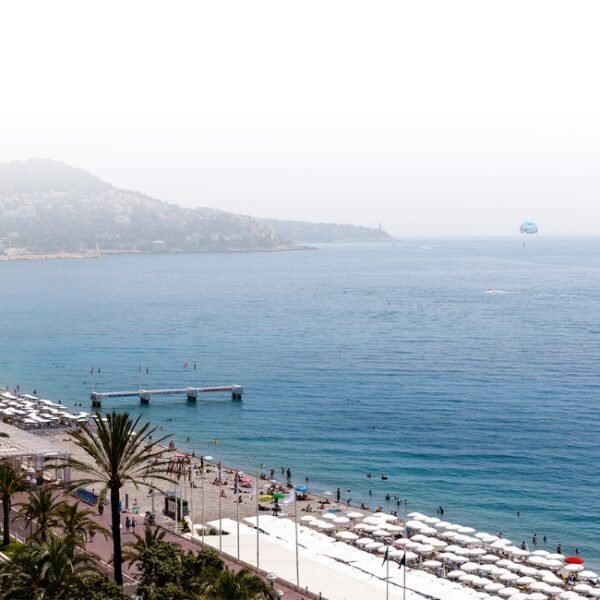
xmin=91 ymin=394 xmax=102 ymax=408
xmin=231 ymin=385 xmax=243 ymax=401
xmin=140 ymin=393 xmax=151 ymax=405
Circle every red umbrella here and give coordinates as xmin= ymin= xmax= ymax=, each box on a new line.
xmin=565 ymin=556 xmax=585 ymax=564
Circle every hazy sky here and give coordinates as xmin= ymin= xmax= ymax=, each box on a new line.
xmin=1 ymin=1 xmax=599 ymax=236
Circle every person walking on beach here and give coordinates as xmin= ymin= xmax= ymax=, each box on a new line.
xmin=270 ymin=468 xmax=274 ymax=480
xmin=286 ymin=467 xmax=291 ymax=481
xmin=336 ymin=487 xmax=341 ymax=502
xmin=131 ymin=516 xmax=136 ymax=534
xmin=125 ymin=516 xmax=131 ymax=534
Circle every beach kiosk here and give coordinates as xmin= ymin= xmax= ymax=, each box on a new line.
xmin=164 ymin=491 xmax=189 ymax=520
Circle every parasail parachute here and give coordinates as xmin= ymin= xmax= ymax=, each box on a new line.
xmin=520 ymin=221 xmax=538 ymax=235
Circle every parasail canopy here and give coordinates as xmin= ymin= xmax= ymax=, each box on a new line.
xmin=520 ymin=221 xmax=539 ymax=234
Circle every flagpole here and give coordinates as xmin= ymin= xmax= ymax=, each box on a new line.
xmin=218 ymin=461 xmax=222 ymax=551
xmin=256 ymin=463 xmax=262 ymax=570
xmin=386 ymin=549 xmax=389 ymax=600
xmin=201 ymin=462 xmax=205 ymax=544
xmin=294 ymin=491 xmax=300 ymax=587
xmin=403 ymin=552 xmax=406 ymax=600
xmin=236 ymin=494 xmax=240 ymax=559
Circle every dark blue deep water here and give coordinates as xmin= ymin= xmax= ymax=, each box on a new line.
xmin=1 ymin=238 xmax=599 ymax=565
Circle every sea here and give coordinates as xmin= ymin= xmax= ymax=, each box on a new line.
xmin=1 ymin=237 xmax=599 ymax=567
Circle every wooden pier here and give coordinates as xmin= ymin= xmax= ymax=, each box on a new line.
xmin=90 ymin=385 xmax=243 ymax=407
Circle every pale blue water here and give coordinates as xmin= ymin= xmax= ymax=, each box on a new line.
xmin=1 ymin=238 xmax=599 ymax=566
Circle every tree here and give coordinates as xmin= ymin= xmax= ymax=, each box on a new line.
xmin=0 ymin=532 xmax=99 ymax=598
xmin=57 ymin=500 xmax=109 ymax=546
xmin=0 ymin=462 xmax=29 ymax=546
xmin=53 ymin=411 xmax=170 ymax=586
xmin=202 ymin=569 xmax=278 ymax=600
xmin=15 ymin=487 xmax=63 ymax=542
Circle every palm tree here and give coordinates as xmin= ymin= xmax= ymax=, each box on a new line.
xmin=122 ymin=524 xmax=168 ymax=567
xmin=53 ymin=411 xmax=170 ymax=586
xmin=0 ymin=532 xmax=99 ymax=598
xmin=202 ymin=569 xmax=278 ymax=600
xmin=15 ymin=487 xmax=64 ymax=542
xmin=57 ymin=500 xmax=109 ymax=546
xmin=0 ymin=462 xmax=29 ymax=546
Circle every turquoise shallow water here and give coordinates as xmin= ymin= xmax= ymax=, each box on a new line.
xmin=1 ymin=238 xmax=599 ymax=567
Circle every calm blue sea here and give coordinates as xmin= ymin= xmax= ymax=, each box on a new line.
xmin=1 ymin=238 xmax=599 ymax=566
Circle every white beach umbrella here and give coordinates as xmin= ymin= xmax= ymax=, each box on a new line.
xmin=507 ymin=547 xmax=530 ymax=558
xmin=491 ymin=539 xmax=513 ymax=549
xmin=444 ymin=523 xmax=462 ymax=531
xmin=531 ymin=550 xmax=551 ymax=557
xmin=518 ymin=566 xmax=539 ymax=576
xmin=563 ymin=564 xmax=585 ymax=573
xmin=496 ymin=559 xmax=517 ymax=568
xmin=333 ymin=516 xmax=350 ymax=525
xmin=527 ymin=593 xmax=549 ymax=600
xmin=484 ymin=583 xmax=506 ymax=593
xmin=560 ymin=593 xmax=582 ymax=600
xmin=422 ymin=516 xmax=440 ymax=524
xmin=404 ymin=520 xmax=427 ymax=530
xmin=461 ymin=562 xmax=482 ymax=572
xmin=578 ymin=569 xmax=598 ymax=579
xmin=317 ymin=522 xmax=335 ymax=530
xmin=420 ymin=526 xmax=438 ymax=535
xmin=300 ymin=515 xmax=316 ymax=522
xmin=469 ymin=548 xmax=488 ymax=556
xmin=375 ymin=544 xmax=396 ymax=554
xmin=352 ymin=522 xmax=371 ymax=531
xmin=345 ymin=511 xmax=363 ymax=519
xmin=516 ymin=576 xmax=536 ymax=586
xmin=393 ymin=538 xmax=410 ymax=547
xmin=434 ymin=521 xmax=452 ymax=530
xmin=544 ymin=559 xmax=564 ymax=569
xmin=541 ymin=573 xmax=563 ymax=585
xmin=507 ymin=595 xmax=528 ymax=600
xmin=547 ymin=553 xmax=565 ymax=560
xmin=458 ymin=574 xmax=478 ymax=583
xmin=441 ymin=531 xmax=460 ymax=540
xmin=472 ymin=576 xmax=493 ymax=587
xmin=336 ymin=530 xmax=358 ymax=541
xmin=414 ymin=544 xmax=435 ymax=554
xmin=528 ymin=556 xmax=549 ymax=566
xmin=453 ymin=555 xmax=470 ymax=564
xmin=410 ymin=533 xmax=427 ymax=543
xmin=498 ymin=587 xmax=521 ymax=598
xmin=499 ymin=573 xmax=519 ymax=583
xmin=322 ymin=512 xmax=338 ymax=521
xmin=454 ymin=547 xmax=473 ymax=556
xmin=529 ymin=581 xmax=552 ymax=593
xmin=385 ymin=525 xmax=404 ymax=533
xmin=458 ymin=526 xmax=477 ymax=534
xmin=355 ymin=537 xmax=375 ymax=546
xmin=446 ymin=570 xmax=464 ymax=579
xmin=406 ymin=512 xmax=425 ymax=519
xmin=422 ymin=559 xmax=442 ymax=569
xmin=427 ymin=538 xmax=448 ymax=548
xmin=479 ymin=564 xmax=497 ymax=574
xmin=373 ymin=530 xmax=392 ymax=538
xmin=365 ymin=541 xmax=383 ymax=551
xmin=573 ymin=583 xmax=594 ymax=593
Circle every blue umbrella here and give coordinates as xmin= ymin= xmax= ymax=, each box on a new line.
xmin=295 ymin=485 xmax=308 ymax=492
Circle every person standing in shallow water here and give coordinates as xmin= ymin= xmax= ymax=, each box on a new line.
xmin=336 ymin=488 xmax=341 ymax=502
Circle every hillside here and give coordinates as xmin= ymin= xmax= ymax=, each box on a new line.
xmin=0 ymin=159 xmax=391 ymax=257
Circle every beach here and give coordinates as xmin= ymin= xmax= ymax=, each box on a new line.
xmin=28 ymin=426 xmax=597 ymax=600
